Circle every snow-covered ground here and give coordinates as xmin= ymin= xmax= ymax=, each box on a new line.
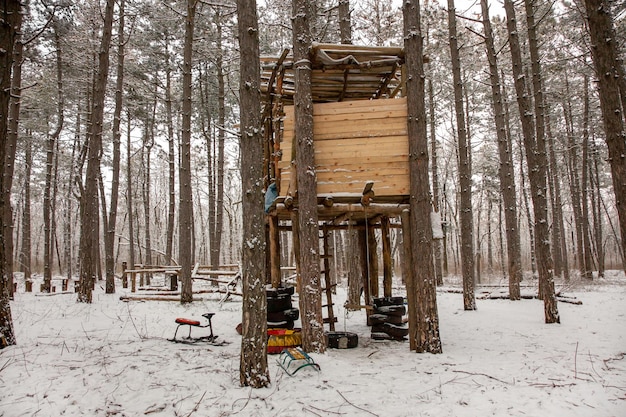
xmin=1 ymin=272 xmax=625 ymax=417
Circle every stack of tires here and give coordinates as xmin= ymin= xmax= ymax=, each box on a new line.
xmin=266 ymin=286 xmax=299 ymax=329
xmin=267 ymin=286 xmax=301 ymax=354
xmin=369 ymin=296 xmax=409 ymax=341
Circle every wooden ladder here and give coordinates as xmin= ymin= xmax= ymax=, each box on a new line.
xmin=320 ymin=226 xmax=337 ymax=331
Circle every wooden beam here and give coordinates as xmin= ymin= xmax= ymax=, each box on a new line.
xmin=381 ymin=216 xmax=393 ymax=297
xmin=367 ymin=221 xmax=379 ymax=299
xmin=269 ymin=215 xmax=281 ymax=288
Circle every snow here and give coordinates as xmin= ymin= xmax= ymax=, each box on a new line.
xmin=2 ymin=272 xmax=626 ymax=417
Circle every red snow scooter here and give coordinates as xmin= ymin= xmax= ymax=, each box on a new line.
xmin=169 ymin=313 xmax=227 ymax=345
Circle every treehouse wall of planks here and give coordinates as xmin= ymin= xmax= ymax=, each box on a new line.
xmin=278 ymin=97 xmax=409 ymax=200
xmin=261 ymin=43 xmax=410 ymax=215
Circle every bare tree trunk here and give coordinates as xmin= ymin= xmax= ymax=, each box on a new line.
xmin=583 ymin=0 xmax=626 ymax=272
xmin=237 ymin=0 xmax=270 ymax=388
xmin=403 ymin=0 xmax=442 ymax=353
xmin=505 ymin=0 xmax=559 ymax=323
xmin=429 ymin=80 xmax=443 ymax=286
xmin=0 ymin=0 xmax=22 ymax=346
xmin=143 ymin=109 xmax=155 ymax=280
xmin=165 ymin=51 xmax=175 ymax=265
xmin=338 ymin=0 xmax=352 ymax=44
xmin=126 ymin=114 xmax=135 ymax=272
xmin=19 ymin=137 xmax=31 ymax=281
xmin=481 ymin=0 xmax=521 ymax=299
xmin=179 ymin=0 xmax=197 ymax=304
xmin=43 ymin=27 xmax=64 ymax=293
xmin=211 ymin=14 xmax=226 ymax=270
xmin=5 ymin=16 xmax=23 ymax=297
xmin=546 ymin=106 xmax=569 ymax=281
xmin=78 ymin=0 xmax=115 ymax=303
xmin=447 ymin=0 xmax=475 ymax=310
xmin=580 ymin=75 xmax=594 ymax=279
xmin=562 ymin=81 xmax=586 ymax=278
xmin=591 ymin=143 xmax=605 ymax=277
xmin=105 ymin=0 xmax=125 ymax=293
xmin=292 ymin=0 xmax=326 ymax=353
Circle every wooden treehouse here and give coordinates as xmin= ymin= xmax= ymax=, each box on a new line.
xmin=261 ymin=43 xmax=413 ymax=335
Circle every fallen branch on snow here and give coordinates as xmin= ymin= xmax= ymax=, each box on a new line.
xmin=452 ymin=370 xmax=512 ymax=385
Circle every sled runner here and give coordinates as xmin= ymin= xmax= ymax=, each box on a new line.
xmin=277 ymin=347 xmax=320 ymax=376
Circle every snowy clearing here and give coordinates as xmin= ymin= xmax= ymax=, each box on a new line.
xmin=1 ymin=272 xmax=625 ymax=417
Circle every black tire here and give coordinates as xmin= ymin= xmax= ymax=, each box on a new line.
xmin=373 ymin=296 xmax=405 ymax=307
xmin=325 ymin=331 xmax=358 ymax=349
xmin=374 ymin=304 xmax=406 ymax=316
xmin=267 ymin=307 xmax=300 ymax=322
xmin=372 ymin=323 xmax=409 ymax=340
xmin=367 ymin=313 xmax=404 ymax=326
xmin=267 ymin=294 xmax=292 ymax=312
xmin=371 ymin=332 xmax=391 ymax=340
xmin=266 ymin=286 xmax=295 ymax=299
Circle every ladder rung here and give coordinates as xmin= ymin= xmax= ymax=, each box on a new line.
xmin=320 ymin=254 xmax=333 ymax=259
xmin=322 ymin=303 xmax=334 ymax=308
xmin=323 ymin=317 xmax=338 ymax=323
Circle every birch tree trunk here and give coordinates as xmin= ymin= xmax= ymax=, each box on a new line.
xmin=237 ymin=0 xmax=270 ymax=388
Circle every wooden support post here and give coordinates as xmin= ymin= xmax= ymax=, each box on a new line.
xmin=358 ymin=224 xmax=370 ymax=306
xmin=169 ymin=273 xmax=178 ymax=291
xmin=321 ymin=226 xmax=336 ymax=331
xmin=62 ymin=279 xmax=68 ymax=292
xmin=122 ymin=262 xmax=128 ymax=288
xmin=25 ymin=281 xmax=32 ymax=292
xmin=291 ymin=210 xmax=301 ymax=293
xmin=367 ymin=220 xmax=379 ymax=299
xmin=269 ymin=214 xmax=282 ymax=288
xmin=131 ymin=271 xmax=137 ymax=293
xmin=381 ymin=216 xmax=393 ymax=297
xmin=402 ymin=209 xmax=418 ymax=351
